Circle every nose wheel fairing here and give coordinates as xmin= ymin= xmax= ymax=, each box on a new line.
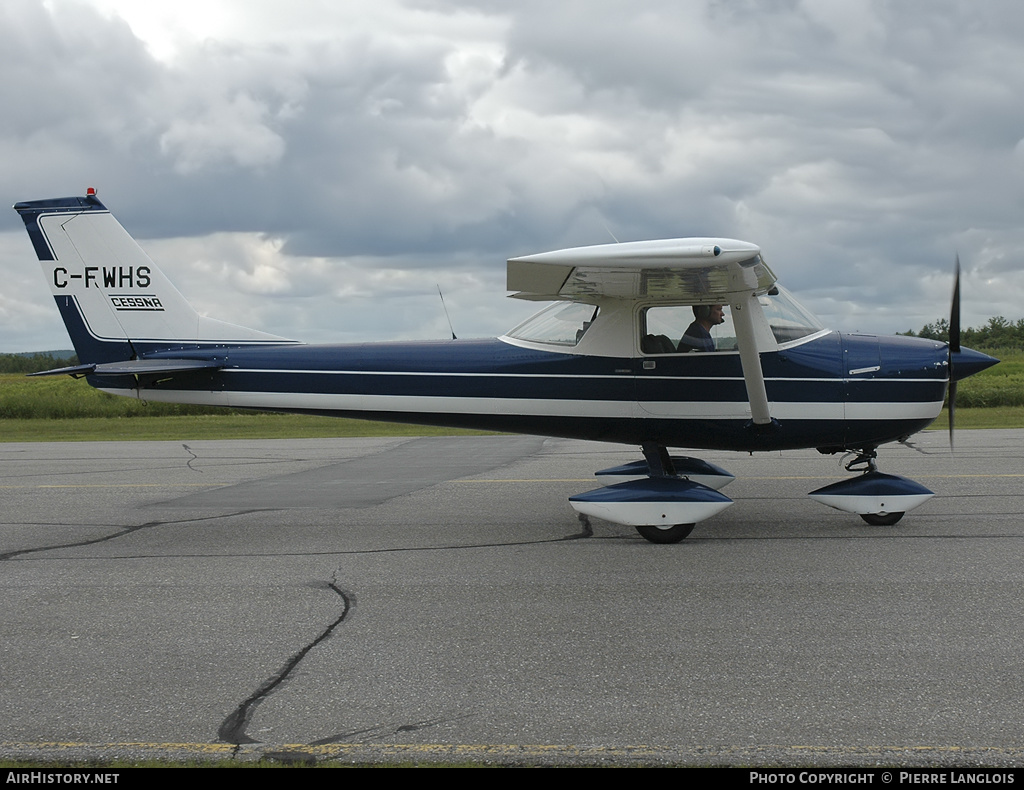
xmin=808 ymin=470 xmax=934 ymax=520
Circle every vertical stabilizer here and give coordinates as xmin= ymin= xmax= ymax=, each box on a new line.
xmin=14 ymin=192 xmax=294 ymax=363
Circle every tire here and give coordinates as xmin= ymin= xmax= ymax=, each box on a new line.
xmin=860 ymin=512 xmax=905 ymax=526
xmin=635 ymin=523 xmax=695 ymax=544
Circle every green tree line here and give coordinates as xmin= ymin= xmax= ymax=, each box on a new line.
xmin=902 ymin=316 xmax=1024 ymax=349
xmin=0 ymin=352 xmax=78 ymax=374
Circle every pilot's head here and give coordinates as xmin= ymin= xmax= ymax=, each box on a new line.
xmin=693 ymin=304 xmax=725 ymax=327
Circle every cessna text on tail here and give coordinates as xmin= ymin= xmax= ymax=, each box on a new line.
xmin=14 ymin=191 xmax=997 ymax=542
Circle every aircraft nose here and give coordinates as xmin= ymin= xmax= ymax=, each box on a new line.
xmin=950 ymin=347 xmax=999 ymax=381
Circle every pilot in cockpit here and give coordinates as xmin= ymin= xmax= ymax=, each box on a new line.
xmin=680 ymin=304 xmax=725 ymax=352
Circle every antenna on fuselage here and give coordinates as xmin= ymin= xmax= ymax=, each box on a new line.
xmin=600 ymin=219 xmax=620 ymax=244
xmin=437 ymin=284 xmax=457 ymax=340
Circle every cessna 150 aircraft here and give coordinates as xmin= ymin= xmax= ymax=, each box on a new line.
xmin=14 ymin=191 xmax=998 ymax=542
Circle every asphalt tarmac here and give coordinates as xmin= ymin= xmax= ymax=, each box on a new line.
xmin=2 ymin=430 xmax=1023 ymax=766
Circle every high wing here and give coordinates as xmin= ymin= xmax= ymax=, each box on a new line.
xmin=509 ymin=238 xmax=779 ymax=426
xmin=507 ymin=238 xmax=776 ymax=302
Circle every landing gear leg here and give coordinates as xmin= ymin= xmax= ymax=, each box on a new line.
xmin=640 ymin=442 xmax=675 ymax=477
xmin=845 ymin=447 xmax=878 ymax=474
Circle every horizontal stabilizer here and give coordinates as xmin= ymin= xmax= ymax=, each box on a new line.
xmin=27 ymin=363 xmax=97 ymax=378
xmin=29 ymin=358 xmax=226 ymax=378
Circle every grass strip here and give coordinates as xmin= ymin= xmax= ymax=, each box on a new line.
xmin=0 ymin=414 xmax=495 ymax=442
xmin=1 ymin=407 xmax=1021 ymax=442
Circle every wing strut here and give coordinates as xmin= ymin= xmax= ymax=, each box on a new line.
xmin=730 ymin=293 xmax=775 ymax=427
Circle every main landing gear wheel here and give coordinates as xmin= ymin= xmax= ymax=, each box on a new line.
xmin=635 ymin=524 xmax=695 ymax=544
xmin=860 ymin=512 xmax=905 ymax=526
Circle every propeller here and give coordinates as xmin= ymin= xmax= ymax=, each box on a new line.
xmin=948 ymin=255 xmax=961 ymax=449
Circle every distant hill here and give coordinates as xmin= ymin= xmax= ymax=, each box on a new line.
xmin=0 ymin=351 xmax=78 ymax=374
xmin=8 ymin=350 xmax=76 ymax=358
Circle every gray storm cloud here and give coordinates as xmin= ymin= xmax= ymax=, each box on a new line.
xmin=3 ymin=0 xmax=1023 ymax=350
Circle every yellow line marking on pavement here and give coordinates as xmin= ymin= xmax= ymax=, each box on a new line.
xmin=0 ymin=483 xmax=219 ymax=489
xmin=3 ymin=740 xmax=1024 ymax=764
xmin=456 ymin=474 xmax=1024 ymax=483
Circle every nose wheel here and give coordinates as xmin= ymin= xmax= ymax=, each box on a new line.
xmin=635 ymin=523 xmax=695 ymax=543
xmin=860 ymin=512 xmax=905 ymax=526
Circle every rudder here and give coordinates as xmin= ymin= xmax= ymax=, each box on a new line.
xmin=14 ymin=191 xmax=292 ymax=363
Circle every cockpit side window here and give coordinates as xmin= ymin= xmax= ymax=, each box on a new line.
xmin=641 ymin=305 xmax=737 ymax=354
xmin=506 ymin=302 xmax=600 ymax=346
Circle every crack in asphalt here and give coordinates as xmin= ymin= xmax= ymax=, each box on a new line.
xmin=309 ymin=711 xmax=481 ymax=746
xmin=0 ymin=516 xmax=594 ymax=561
xmin=278 ymin=519 xmax=594 ymax=556
xmin=0 ymin=511 xmax=264 ymax=561
xmin=218 ymin=583 xmax=353 ymax=746
xmin=216 ymin=523 xmax=588 ymax=752
xmin=181 ymin=444 xmax=203 ymax=473
xmin=0 ymin=445 xmax=341 ymax=484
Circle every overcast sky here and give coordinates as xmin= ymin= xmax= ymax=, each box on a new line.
xmin=3 ymin=0 xmax=1024 ymax=351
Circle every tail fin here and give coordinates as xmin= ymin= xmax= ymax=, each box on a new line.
xmin=14 ymin=191 xmax=294 ymax=364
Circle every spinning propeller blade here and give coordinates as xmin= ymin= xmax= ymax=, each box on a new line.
xmin=948 ymin=256 xmax=961 ymax=449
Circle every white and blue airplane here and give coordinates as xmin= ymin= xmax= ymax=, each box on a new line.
xmin=14 ymin=190 xmax=998 ymax=542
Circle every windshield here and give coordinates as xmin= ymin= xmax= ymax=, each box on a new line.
xmin=758 ymin=286 xmax=825 ymax=344
xmin=506 ymin=302 xmax=600 ymax=346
